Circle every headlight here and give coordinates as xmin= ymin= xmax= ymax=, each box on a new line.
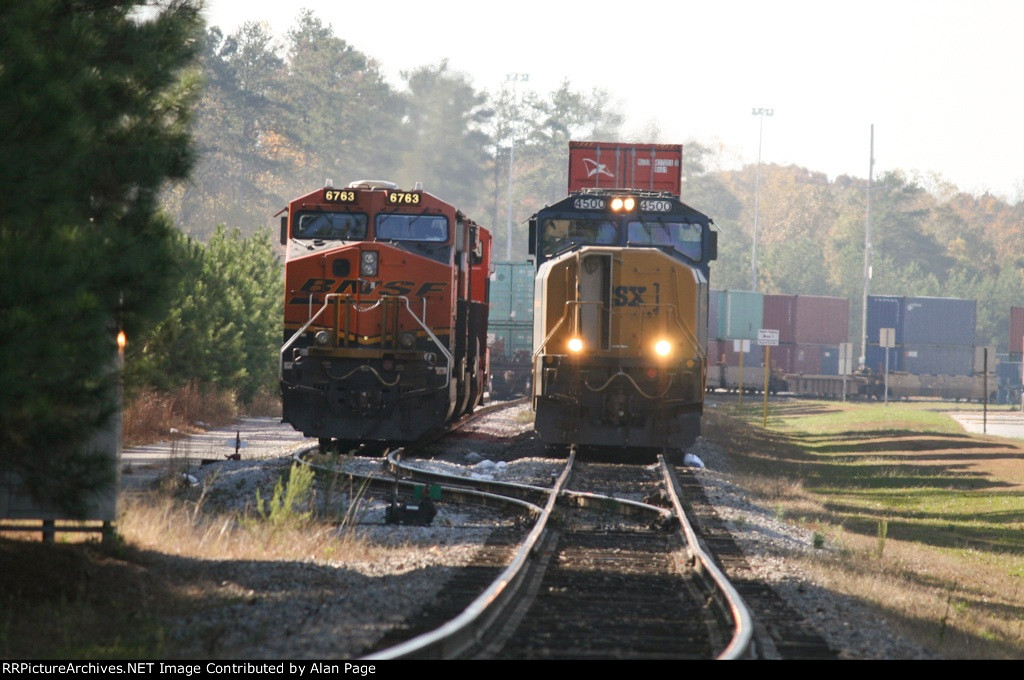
xmin=399 ymin=332 xmax=416 ymax=349
xmin=360 ymin=250 xmax=378 ymax=276
xmin=654 ymin=339 xmax=672 ymax=357
xmin=568 ymin=337 xmax=583 ymax=353
xmin=610 ymin=196 xmax=636 ymax=212
xmin=314 ymin=330 xmax=332 ymax=346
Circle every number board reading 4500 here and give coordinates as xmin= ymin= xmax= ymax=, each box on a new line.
xmin=389 ymin=191 xmax=421 ymax=205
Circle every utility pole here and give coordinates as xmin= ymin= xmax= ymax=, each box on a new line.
xmin=751 ymin=107 xmax=773 ymax=291
xmin=860 ymin=124 xmax=874 ymax=369
xmin=506 ymin=73 xmax=528 ymax=261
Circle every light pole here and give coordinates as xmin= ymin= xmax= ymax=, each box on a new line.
xmin=506 ymin=73 xmax=529 ymax=261
xmin=751 ymin=107 xmax=773 ymax=292
xmin=860 ymin=124 xmax=875 ymax=369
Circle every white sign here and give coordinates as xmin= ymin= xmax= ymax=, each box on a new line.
xmin=880 ymin=328 xmax=896 ymax=348
xmin=839 ymin=342 xmax=853 ymax=375
xmin=732 ymin=339 xmax=750 ymax=353
xmin=757 ymin=329 xmax=779 ymax=346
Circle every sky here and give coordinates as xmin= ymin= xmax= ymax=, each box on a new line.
xmin=201 ymin=0 xmax=1024 ymax=202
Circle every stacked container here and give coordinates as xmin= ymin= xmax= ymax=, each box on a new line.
xmin=865 ymin=295 xmax=976 ymax=376
xmin=763 ymin=294 xmax=849 ymax=375
xmin=716 ymin=290 xmax=763 ymax=340
xmin=1010 ymin=306 xmax=1024 ymax=360
xmin=487 ymin=261 xmax=534 ymax=380
xmin=707 ymin=290 xmax=764 ymax=389
xmin=864 ymin=294 xmax=904 ymax=371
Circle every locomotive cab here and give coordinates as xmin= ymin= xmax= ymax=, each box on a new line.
xmin=528 ymin=183 xmax=716 ymax=455
xmin=279 ymin=180 xmax=491 ymax=450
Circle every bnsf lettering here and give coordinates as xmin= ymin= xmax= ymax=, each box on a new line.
xmin=289 ymin=278 xmax=445 ymax=304
xmin=336 ymin=279 xmax=379 ymax=295
xmin=416 ymin=282 xmax=447 ymax=296
xmin=613 ymin=286 xmax=646 ymax=307
xmin=378 ymin=281 xmax=414 ymax=296
xmin=299 ymin=278 xmax=335 ymax=295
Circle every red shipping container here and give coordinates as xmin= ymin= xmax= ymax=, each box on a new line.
xmin=763 ymin=294 xmax=797 ymax=344
xmin=794 ymin=296 xmax=849 ymax=345
xmin=763 ymin=295 xmax=848 ymax=345
xmin=1011 ymin=306 xmax=1024 ymax=356
xmin=770 ymin=344 xmax=824 ymax=375
xmin=567 ymin=141 xmax=682 ymax=195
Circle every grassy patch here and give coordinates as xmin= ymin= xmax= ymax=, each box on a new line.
xmin=704 ymin=395 xmax=1024 ymax=658
xmin=0 ymin=465 xmax=378 ymax=659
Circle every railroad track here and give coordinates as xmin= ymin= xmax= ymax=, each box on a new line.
xmin=475 ymin=458 xmax=725 ymax=659
xmin=671 ymin=465 xmax=839 ymax=659
xmin=299 ymin=427 xmax=753 ymax=659
xmin=295 ymin=399 xmax=840 ymax=659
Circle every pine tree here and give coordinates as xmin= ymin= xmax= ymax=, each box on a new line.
xmin=0 ymin=0 xmax=202 ymax=515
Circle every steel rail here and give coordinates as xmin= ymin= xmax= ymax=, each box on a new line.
xmin=659 ymin=455 xmax=754 ymax=659
xmin=362 ymin=450 xmax=576 ymax=659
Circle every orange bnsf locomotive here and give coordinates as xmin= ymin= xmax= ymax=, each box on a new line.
xmin=530 ymin=143 xmax=716 ymax=456
xmin=279 ymin=180 xmax=491 ymax=452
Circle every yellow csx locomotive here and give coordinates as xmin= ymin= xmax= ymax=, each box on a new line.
xmin=528 ymin=185 xmax=717 ymax=457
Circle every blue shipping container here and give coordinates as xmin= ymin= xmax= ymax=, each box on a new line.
xmin=820 ymin=346 xmax=840 ymax=375
xmin=865 ymin=344 xmax=901 ymax=374
xmin=866 ymin=295 xmax=905 ymax=347
xmin=902 ymin=344 xmax=975 ymax=376
xmin=903 ymin=297 xmax=976 ymax=346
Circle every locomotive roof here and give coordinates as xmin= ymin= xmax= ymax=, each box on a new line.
xmin=533 ymin=189 xmax=712 ymax=222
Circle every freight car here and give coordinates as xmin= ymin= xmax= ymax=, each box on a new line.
xmin=278 ymin=180 xmax=492 ymax=452
xmin=488 ymin=261 xmax=534 ymax=399
xmin=784 ymin=296 xmax=1005 ymax=403
xmin=529 ymin=142 xmax=717 ymax=455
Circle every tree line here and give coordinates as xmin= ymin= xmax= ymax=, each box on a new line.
xmin=173 ymin=9 xmax=1023 ymax=351
xmin=163 ymin=9 xmax=624 ymax=258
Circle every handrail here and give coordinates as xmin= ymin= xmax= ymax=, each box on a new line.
xmin=279 ymin=294 xmax=453 ymax=389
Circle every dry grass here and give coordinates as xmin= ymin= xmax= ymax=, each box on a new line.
xmin=122 ymin=383 xmax=282 ymax=447
xmin=704 ymin=395 xmax=1024 ymax=659
xmin=118 ymin=488 xmax=379 ymax=565
xmin=122 ymin=383 xmax=239 ymax=447
xmin=0 ymin=472 xmax=381 ymax=659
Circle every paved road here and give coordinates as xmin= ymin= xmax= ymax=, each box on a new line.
xmin=949 ymin=411 xmax=1024 ymax=440
xmin=120 ymin=417 xmax=313 ymax=489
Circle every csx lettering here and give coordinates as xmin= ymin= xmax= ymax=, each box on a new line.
xmin=613 ymin=285 xmax=646 ymax=306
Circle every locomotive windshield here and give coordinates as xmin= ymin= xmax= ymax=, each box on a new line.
xmin=294 ymin=211 xmax=368 ymax=240
xmin=376 ymin=213 xmax=448 ymax=242
xmin=541 ymin=218 xmax=617 ymax=258
xmin=627 ymin=220 xmax=703 ymax=260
